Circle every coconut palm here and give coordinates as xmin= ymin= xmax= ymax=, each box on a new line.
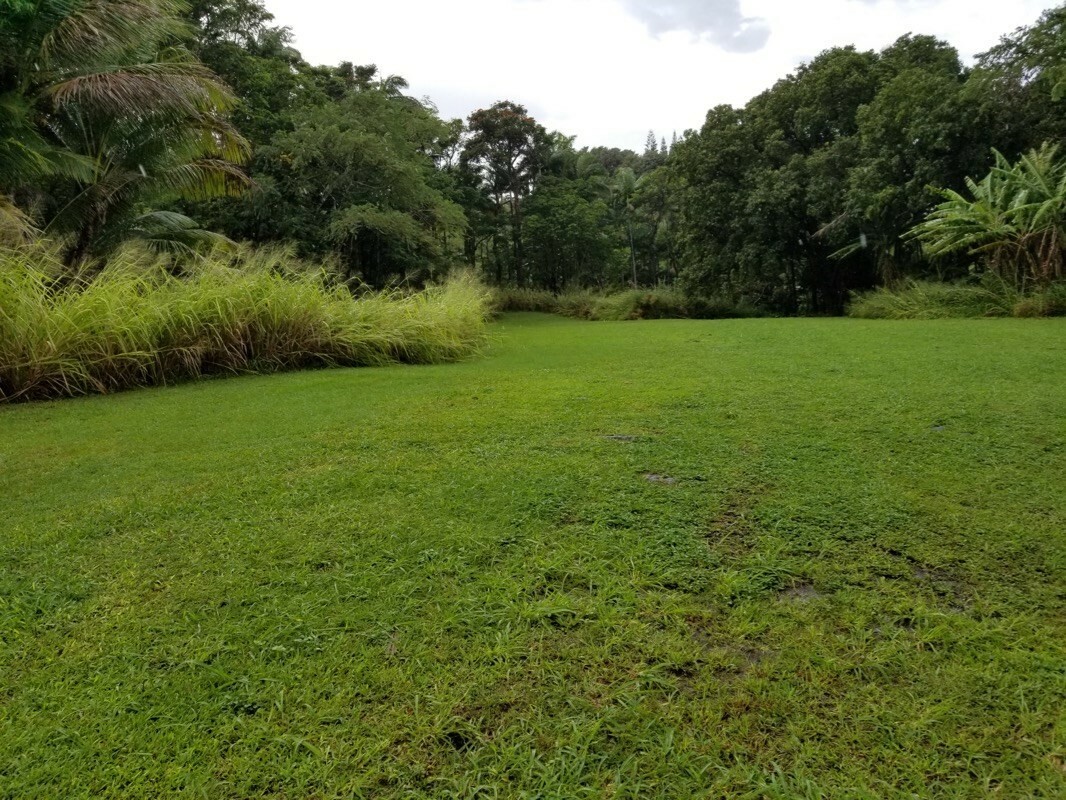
xmin=908 ymin=143 xmax=1066 ymax=287
xmin=0 ymin=0 xmax=249 ymax=263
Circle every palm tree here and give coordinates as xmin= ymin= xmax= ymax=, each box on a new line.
xmin=908 ymin=144 xmax=1066 ymax=287
xmin=1 ymin=0 xmax=249 ymax=264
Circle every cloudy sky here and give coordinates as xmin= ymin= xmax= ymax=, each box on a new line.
xmin=264 ymin=0 xmax=1055 ymax=150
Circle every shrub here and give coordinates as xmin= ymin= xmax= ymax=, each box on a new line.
xmin=849 ymin=279 xmax=1013 ymax=319
xmin=1012 ymin=283 xmax=1066 ymax=317
xmin=490 ymin=288 xmax=559 ymax=314
xmin=848 ymin=276 xmax=1066 ymax=319
xmin=556 ymin=291 xmax=599 ymax=319
xmin=591 ymin=289 xmax=682 ymax=320
xmin=0 ymin=245 xmax=491 ymax=402
xmin=492 ymin=286 xmax=760 ymax=321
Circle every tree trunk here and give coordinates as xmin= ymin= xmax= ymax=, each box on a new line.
xmin=786 ymin=259 xmax=798 ymax=315
xmin=628 ymin=219 xmax=637 ymax=287
xmin=511 ymin=194 xmax=524 ymax=288
xmin=64 ymin=216 xmax=98 ymax=271
xmin=464 ymin=233 xmax=476 ymax=267
xmin=493 ymin=235 xmax=502 ymax=285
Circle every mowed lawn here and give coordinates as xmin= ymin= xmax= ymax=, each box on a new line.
xmin=1 ymin=314 xmax=1064 ymax=798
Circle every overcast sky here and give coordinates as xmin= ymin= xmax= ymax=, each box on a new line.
xmin=264 ymin=0 xmax=1055 ymax=150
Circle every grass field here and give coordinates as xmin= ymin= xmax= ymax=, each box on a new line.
xmin=2 ymin=314 xmax=1064 ymax=798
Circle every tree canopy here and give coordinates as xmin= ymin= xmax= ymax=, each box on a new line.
xmin=2 ymin=0 xmax=1064 ymax=302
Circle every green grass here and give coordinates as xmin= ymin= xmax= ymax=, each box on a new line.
xmin=0 ymin=245 xmax=491 ymax=402
xmin=1 ymin=314 xmax=1064 ymax=797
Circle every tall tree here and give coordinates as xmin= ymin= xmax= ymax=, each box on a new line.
xmin=523 ymin=176 xmax=613 ymax=292
xmin=461 ymin=101 xmax=551 ymax=286
xmin=253 ymin=84 xmax=464 ymax=285
xmin=642 ymin=130 xmax=665 ymax=171
xmin=846 ymin=41 xmax=977 ymax=283
xmin=972 ymin=6 xmax=1066 ymax=154
xmin=671 ymin=32 xmax=1028 ymax=313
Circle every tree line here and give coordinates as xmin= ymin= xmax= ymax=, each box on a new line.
xmin=2 ymin=1 xmax=1064 ymax=312
xmin=672 ymin=18 xmax=1066 ymax=313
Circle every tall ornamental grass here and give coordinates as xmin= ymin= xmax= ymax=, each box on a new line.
xmin=0 ymin=246 xmax=491 ymax=402
xmin=848 ymin=277 xmax=1066 ymax=319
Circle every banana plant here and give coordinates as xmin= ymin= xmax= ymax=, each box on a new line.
xmin=908 ymin=144 xmax=1066 ymax=287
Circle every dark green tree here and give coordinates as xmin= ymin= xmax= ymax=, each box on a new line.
xmin=255 ymin=87 xmax=464 ymax=284
xmin=972 ymin=6 xmax=1066 ymax=153
xmin=523 ymin=177 xmax=614 ymax=291
xmin=460 ymin=101 xmax=552 ymax=286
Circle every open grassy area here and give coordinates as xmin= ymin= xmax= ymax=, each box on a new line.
xmin=2 ymin=314 xmax=1064 ymax=798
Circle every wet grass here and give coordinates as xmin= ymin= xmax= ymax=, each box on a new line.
xmin=1 ymin=314 xmax=1064 ymax=797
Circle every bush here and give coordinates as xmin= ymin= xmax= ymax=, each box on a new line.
xmin=492 ymin=286 xmax=760 ymax=321
xmin=489 ymin=288 xmax=559 ymax=314
xmin=849 ymin=276 xmax=1066 ymax=319
xmin=1012 ymin=283 xmax=1066 ymax=317
xmin=849 ymin=278 xmax=1023 ymax=319
xmin=0 ymin=245 xmax=491 ymax=402
xmin=590 ymin=289 xmax=681 ymax=320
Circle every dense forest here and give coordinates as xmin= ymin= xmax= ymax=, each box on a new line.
xmin=2 ymin=0 xmax=1065 ymax=314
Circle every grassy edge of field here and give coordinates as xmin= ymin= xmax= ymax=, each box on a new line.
xmin=495 ymin=281 xmax=1066 ymax=322
xmin=849 ymin=278 xmax=1066 ymax=319
xmin=0 ymin=245 xmax=493 ymax=403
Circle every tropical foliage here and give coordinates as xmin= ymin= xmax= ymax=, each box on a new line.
xmin=0 ymin=0 xmax=250 ymax=264
xmin=2 ymin=0 xmax=1064 ymax=307
xmin=908 ymin=144 xmax=1066 ymax=287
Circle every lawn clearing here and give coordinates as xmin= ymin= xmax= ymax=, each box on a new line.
xmin=1 ymin=314 xmax=1064 ymax=798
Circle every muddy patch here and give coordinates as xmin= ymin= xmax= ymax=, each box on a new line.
xmin=875 ymin=545 xmax=971 ymax=608
xmin=734 ymin=646 xmax=772 ymax=666
xmin=604 ymin=435 xmax=640 ymax=443
xmin=704 ymin=484 xmax=769 ymax=557
xmin=442 ymin=730 xmax=475 ymax=752
xmin=643 ymin=473 xmax=678 ymax=485
xmin=705 ymin=645 xmax=776 ymax=682
xmin=685 ymin=616 xmax=775 ymax=683
xmin=779 ymin=582 xmax=823 ymax=604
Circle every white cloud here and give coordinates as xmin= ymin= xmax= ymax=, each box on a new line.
xmin=262 ymin=0 xmax=1055 ymax=150
xmin=619 ymin=0 xmax=771 ymax=53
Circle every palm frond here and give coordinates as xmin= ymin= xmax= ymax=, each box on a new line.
xmin=46 ymin=60 xmax=237 ymax=118
xmin=40 ymin=0 xmax=191 ymax=70
xmin=122 ymin=209 xmax=236 ymax=259
xmin=5 ymin=0 xmax=249 ymax=265
xmin=907 ymin=144 xmax=1066 ymax=285
xmin=153 ymin=159 xmax=251 ymax=201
